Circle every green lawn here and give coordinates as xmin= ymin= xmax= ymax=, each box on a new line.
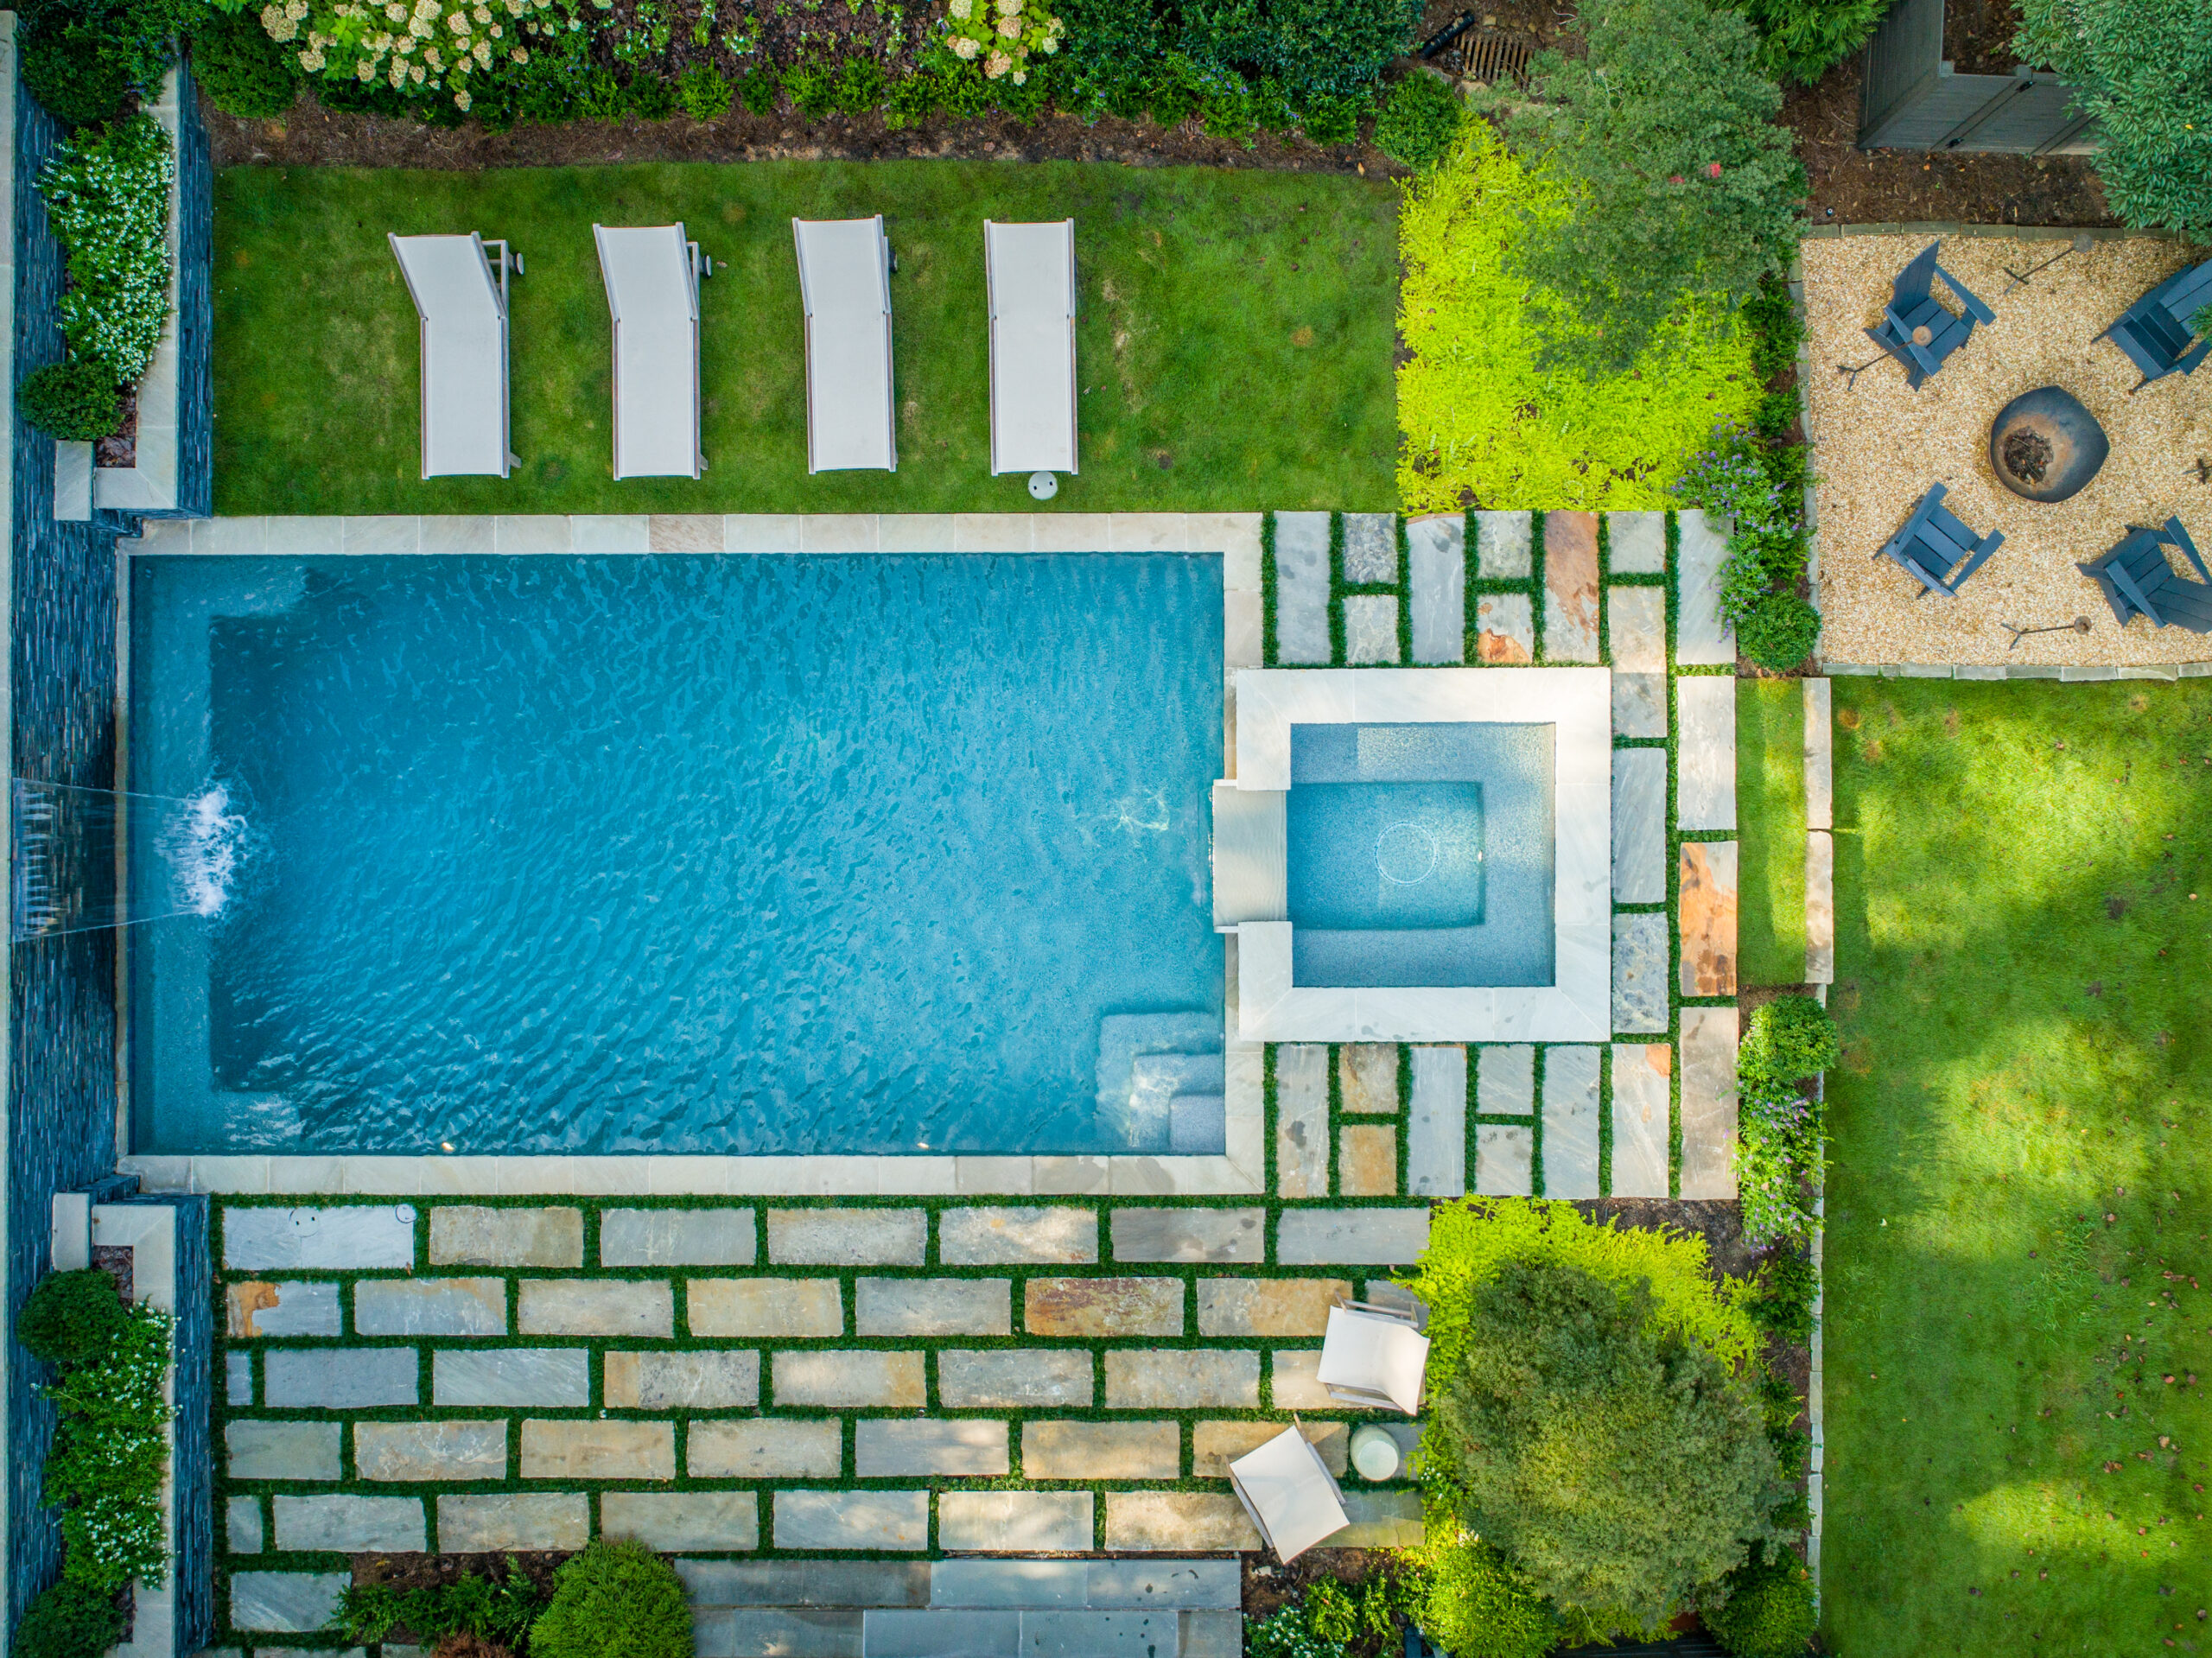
xmin=1822 ymin=679 xmax=2212 ymax=1655
xmin=213 ymin=161 xmax=1400 ymax=517
xmin=1737 ymin=678 xmax=1806 ymax=988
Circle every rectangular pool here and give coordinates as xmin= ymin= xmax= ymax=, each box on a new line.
xmin=128 ymin=552 xmax=1224 ymax=1157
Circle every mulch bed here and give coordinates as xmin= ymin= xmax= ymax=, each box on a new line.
xmin=1243 ymin=1547 xmax=1400 ymax=1622
xmin=352 ymin=1552 xmax=573 ymax=1597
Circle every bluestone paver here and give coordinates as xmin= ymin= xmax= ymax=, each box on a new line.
xmin=768 ymin=1209 xmax=927 ymax=1266
xmin=1611 ymin=747 xmax=1668 ymax=904
xmin=1680 ymin=841 xmax=1740 ymax=997
xmin=230 ymin=1573 xmax=350 ymax=1634
xmin=601 ymin=1492 xmax=760 ymax=1552
xmin=1476 ymin=1045 xmax=1535 ymax=1116
xmin=1275 ymin=1208 xmax=1429 ymax=1265
xmin=1104 ymin=1350 xmax=1260 ymax=1409
xmin=599 ymin=1207 xmax=757 ymax=1267
xmin=1611 ymin=1043 xmax=1672 ymax=1197
xmin=226 ymin=1420 xmax=340 ymax=1482
xmin=227 ymin=1495 xmax=264 ymax=1553
xmin=271 ymin=1495 xmax=425 ymax=1553
xmin=938 ymin=1207 xmax=1097 ymax=1265
xmin=1608 ymin=587 xmax=1667 ymax=737
xmin=1194 ymin=1278 xmax=1346 ymax=1337
xmin=603 ymin=1350 xmax=759 ymax=1409
xmin=1612 ymin=912 xmax=1669 ymax=1035
xmin=1675 ymin=510 xmax=1732 ymax=664
xmin=1337 ymin=1125 xmax=1396 ymax=1196
xmin=937 ymin=1349 xmax=1095 ymax=1408
xmin=1475 ymin=592 xmax=1534 ymax=664
xmin=352 ymin=1278 xmax=505 ymax=1338
xmin=433 ymin=1348 xmax=591 ymax=1409
xmin=1024 ymin=1278 xmax=1182 ymax=1337
xmin=1274 ymin=511 xmax=1332 ymax=664
xmin=226 ymin=1350 xmax=253 ymax=1405
xmin=224 ymin=1206 xmax=416 ymax=1272
xmin=1541 ymin=511 xmax=1600 ymax=662
xmin=1338 ymin=1043 xmax=1398 ymax=1113
xmin=1109 ymin=1208 xmax=1262 ymax=1263
xmin=1476 ymin=1124 xmax=1534 ymax=1197
xmin=1191 ymin=1420 xmax=1347 ymax=1478
xmin=355 ymin=1421 xmax=509 ymax=1483
xmin=855 ymin=1420 xmax=1009 ymax=1478
xmin=1677 ymin=676 xmax=1738 ymax=830
xmin=1342 ymin=512 xmax=1397 ymax=582
xmin=689 ymin=1420 xmax=844 ymax=1479
xmin=775 ymin=1491 xmax=929 ymax=1552
xmin=263 ymin=1348 xmax=418 ymax=1409
xmin=856 ymin=1278 xmax=1011 ymax=1337
xmin=1103 ymin=1494 xmax=1259 ymax=1552
xmin=521 ymin=1420 xmax=675 ymax=1481
xmin=1343 ymin=595 xmax=1401 ymax=664
xmin=519 ymin=1278 xmax=673 ymax=1337
xmin=936 ymin=1493 xmax=1092 ymax=1554
xmin=1680 ymin=1007 xmax=1740 ymax=1200
xmin=774 ymin=1350 xmax=927 ymax=1408
xmin=1022 ymin=1420 xmax=1179 ymax=1481
xmin=690 ymin=1277 xmax=843 ymax=1337
xmin=1407 ymin=515 xmax=1466 ymax=663
xmin=1540 ymin=1046 xmax=1601 ymax=1198
xmin=1407 ymin=1044 xmax=1467 ymax=1197
xmin=226 ymin=1280 xmax=340 ymax=1338
xmin=429 ymin=1205 xmax=582 ymax=1267
xmin=439 ymin=1492 xmax=593 ymax=1550
xmin=1475 ymin=511 xmax=1532 ymax=578
xmin=1274 ymin=1045 xmax=1329 ymax=1198
xmin=1608 ymin=511 xmax=1667 ymax=574
xmin=1803 ymin=677 xmax=1833 ymax=830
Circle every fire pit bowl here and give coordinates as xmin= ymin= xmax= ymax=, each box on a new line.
xmin=1989 ymin=385 xmax=2109 ymax=503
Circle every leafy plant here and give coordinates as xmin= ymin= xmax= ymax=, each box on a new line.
xmin=1244 ymin=1605 xmax=1339 ymax=1658
xmin=1411 ymin=1524 xmax=1556 ymax=1658
xmin=1180 ymin=0 xmax=1420 ymax=105
xmin=1744 ymin=1248 xmax=1816 ymax=1345
xmin=22 ymin=26 xmax=132 ymax=127
xmin=938 ymin=0 xmax=1062 ymax=86
xmin=622 ymin=69 xmax=677 ymax=118
xmin=18 ymin=1270 xmax=131 ymax=1365
xmin=1300 ymin=90 xmax=1363 ymax=144
xmin=1199 ymin=70 xmax=1255 ymax=143
xmin=782 ymin=58 xmax=836 ymax=117
xmin=17 ymin=360 xmax=124 ymax=441
xmin=1700 ymin=1541 xmax=1817 ymax=1656
xmin=193 ymin=6 xmax=302 ymax=118
xmin=1736 ymin=1077 xmax=1824 ymax=1249
xmin=1737 ymin=591 xmax=1820 ymax=670
xmin=883 ymin=69 xmax=940 ymax=126
xmin=15 ymin=1580 xmax=127 ymax=1658
xmin=1727 ymin=0 xmax=1889 ymax=86
xmin=1374 ymin=71 xmax=1461 ymax=172
xmin=333 ymin=1562 xmax=547 ymax=1648
xmin=830 ymin=56 xmax=885 ymax=113
xmin=1743 ymin=994 xmax=1840 ymax=1082
xmin=531 ymin=1540 xmax=692 ymax=1658
xmin=1145 ymin=53 xmax=1206 ymax=126
xmin=579 ymin=64 xmax=625 ymax=118
xmin=1675 ymin=421 xmax=1808 ymax=643
xmin=737 ymin=66 xmax=779 ymax=111
xmin=674 ymin=62 xmax=732 ymax=118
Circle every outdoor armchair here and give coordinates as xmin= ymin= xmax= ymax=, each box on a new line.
xmin=1864 ymin=240 xmax=1995 ymax=391
xmin=2096 ymin=257 xmax=2212 ymax=393
xmin=1872 ymin=482 xmax=2005 ymax=599
xmin=594 ymin=223 xmax=707 ymax=480
xmin=984 ymin=219 xmax=1078 ymax=478
xmin=793 ymin=216 xmax=896 ymax=473
xmin=2078 ymin=517 xmax=2212 ymax=634
xmin=1314 ymin=1296 xmax=1430 ymax=1413
xmin=388 ymin=232 xmax=518 ymax=479
xmin=1227 ymin=1421 xmax=1351 ymax=1563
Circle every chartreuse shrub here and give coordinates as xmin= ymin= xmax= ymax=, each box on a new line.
xmin=1409 ymin=1511 xmax=1557 ymax=1658
xmin=674 ymin=63 xmax=732 ymax=119
xmin=38 ymin=113 xmax=175 ymax=387
xmin=1699 ymin=1542 xmax=1816 ymax=1656
xmin=531 ymin=1540 xmax=693 ymax=1658
xmin=1395 ymin=122 xmax=1761 ymax=512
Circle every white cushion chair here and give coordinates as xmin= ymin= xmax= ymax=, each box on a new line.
xmin=1315 ymin=1297 xmax=1431 ymax=1413
xmin=594 ymin=223 xmax=707 ymax=480
xmin=1228 ymin=1422 xmax=1351 ymax=1563
xmin=388 ymin=232 xmax=518 ymax=479
xmin=792 ymin=216 xmax=896 ymax=473
xmin=984 ymin=219 xmax=1077 ymax=478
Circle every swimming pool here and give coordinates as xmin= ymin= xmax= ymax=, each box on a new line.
xmin=127 ymin=552 xmax=1223 ymax=1157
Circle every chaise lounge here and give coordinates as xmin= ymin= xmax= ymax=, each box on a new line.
xmin=594 ymin=223 xmax=707 ymax=480
xmin=793 ymin=216 xmax=897 ymax=473
xmin=984 ymin=219 xmax=1078 ymax=480
xmin=388 ymin=232 xmax=518 ymax=479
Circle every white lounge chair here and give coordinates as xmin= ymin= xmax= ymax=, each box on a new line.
xmin=984 ymin=219 xmax=1077 ymax=478
xmin=594 ymin=223 xmax=707 ymax=480
xmin=792 ymin=216 xmax=896 ymax=473
xmin=388 ymin=232 xmax=518 ymax=479
xmin=1315 ymin=1297 xmax=1431 ymax=1414
xmin=1228 ymin=1422 xmax=1351 ymax=1563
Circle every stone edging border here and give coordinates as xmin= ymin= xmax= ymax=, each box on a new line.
xmin=1802 ymin=678 xmax=1831 ymax=1605
xmin=1821 ymin=661 xmax=2212 ymax=680
xmin=1802 ymin=223 xmax=2171 ymax=243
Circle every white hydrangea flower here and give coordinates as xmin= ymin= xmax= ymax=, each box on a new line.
xmin=950 ymin=33 xmax=977 ymax=56
xmin=299 ymin=46 xmax=326 ymax=69
xmin=411 ymin=60 xmax=426 ymax=79
xmin=455 ymin=87 xmax=471 ymax=108
xmin=1039 ymin=33 xmax=1055 ymax=50
xmin=995 ymin=14 xmax=1017 ymax=35
xmin=984 ymin=47 xmax=1008 ymax=75
xmin=947 ymin=0 xmax=970 ymax=15
xmin=474 ymin=37 xmax=491 ymax=61
xmin=511 ymin=45 xmax=528 ymax=60
xmin=488 ymin=22 xmax=502 ymax=35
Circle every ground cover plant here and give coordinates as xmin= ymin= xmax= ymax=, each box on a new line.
xmin=1821 ymin=679 xmax=2212 ymax=1654
xmin=1736 ymin=678 xmax=1807 ymax=987
xmin=1395 ymin=122 xmax=1763 ymax=511
xmin=212 ymin=159 xmax=1398 ymax=515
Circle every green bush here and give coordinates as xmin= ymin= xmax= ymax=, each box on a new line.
xmin=1736 ymin=1076 xmax=1823 ymax=1249
xmin=737 ymin=67 xmax=779 ymax=114
xmin=1729 ymin=0 xmax=1889 ymax=86
xmin=1744 ymin=270 xmax=1805 ymax=381
xmin=674 ymin=64 xmax=732 ymax=120
xmin=1146 ymin=54 xmax=1205 ymax=127
xmin=784 ymin=60 xmax=836 ymax=118
xmin=1700 ymin=1543 xmax=1817 ymax=1657
xmin=1179 ymin=0 xmax=1421 ymax=104
xmin=938 ymin=62 xmax=994 ymax=118
xmin=22 ymin=27 xmax=131 ymax=127
xmin=622 ymin=71 xmax=677 ymax=118
xmin=1244 ymin=1605 xmax=1337 ymax=1658
xmin=1053 ymin=0 xmax=1161 ymax=114
xmin=334 ymin=1565 xmax=545 ymax=1647
xmin=1375 ymin=72 xmax=1461 ymax=171
xmin=884 ymin=71 xmax=939 ymax=128
xmin=531 ymin=1540 xmax=693 ymax=1658
xmin=1415 ymin=1532 xmax=1556 ymax=1658
xmin=1300 ymin=91 xmax=1363 ymax=144
xmin=1742 ymin=994 xmax=1840 ymax=1082
xmin=17 ymin=360 xmax=123 ymax=441
xmin=18 ymin=1270 xmax=130 ymax=1365
xmin=578 ymin=66 xmax=625 ymax=120
xmin=1199 ymin=73 xmax=1255 ymax=143
xmin=831 ymin=58 xmax=885 ymax=116
xmin=191 ymin=9 xmax=299 ymax=118
xmin=1736 ymin=591 xmax=1820 ymax=670
xmin=16 ymin=1581 xmax=127 ymax=1658
xmin=1745 ymin=1249 xmax=1816 ymax=1345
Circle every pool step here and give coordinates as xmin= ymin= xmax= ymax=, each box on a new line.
xmin=1209 ymin=781 xmax=1287 ymax=931
xmin=1095 ymin=1013 xmax=1224 ymax=1153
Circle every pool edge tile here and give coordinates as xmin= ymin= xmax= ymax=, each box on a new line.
xmin=954 ymin=1157 xmax=1035 ymax=1195
xmin=725 ymin=515 xmax=804 ymax=553
xmin=800 ymin=515 xmax=880 ymax=553
xmin=1033 ymin=1157 xmax=1110 ymax=1196
xmin=572 ymin=516 xmax=652 ymax=554
xmin=1028 ymin=513 xmax=1112 ymax=553
xmin=1109 ymin=514 xmax=1189 ymax=553
xmin=953 ymin=514 xmax=1033 ymax=553
xmin=880 ymin=514 xmax=959 ymax=553
xmin=875 ymin=1158 xmax=959 ymax=1196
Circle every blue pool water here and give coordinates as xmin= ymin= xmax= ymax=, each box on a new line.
xmin=128 ymin=553 xmax=1223 ymax=1156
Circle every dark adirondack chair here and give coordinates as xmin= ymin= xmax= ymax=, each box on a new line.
xmin=1873 ymin=483 xmax=2005 ymax=598
xmin=2077 ymin=517 xmax=2212 ymax=633
xmin=1865 ymin=241 xmax=1997 ymax=391
xmin=2096 ymin=258 xmax=2212 ymax=392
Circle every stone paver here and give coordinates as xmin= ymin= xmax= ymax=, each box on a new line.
xmin=938 ymin=1493 xmax=1092 ymax=1554
xmin=604 ymin=1350 xmax=759 ymax=1409
xmin=1608 ymin=588 xmax=1667 ymax=738
xmin=1612 ymin=912 xmax=1669 ymax=1035
xmin=1407 ymin=1045 xmax=1467 ymax=1197
xmin=1275 ymin=1209 xmax=1429 ymax=1265
xmin=1103 ymin=1350 xmax=1260 ymax=1409
xmin=1338 ymin=1126 xmax=1397 ymax=1196
xmin=226 ymin=1280 xmax=340 ymax=1338
xmin=1195 ymin=1278 xmax=1347 ymax=1337
xmin=521 ymin=1420 xmax=675 ymax=1481
xmin=938 ymin=1350 xmax=1095 ymax=1408
xmin=429 ymin=1205 xmax=582 ymax=1267
xmin=856 ymin=1278 xmax=1011 ymax=1337
xmin=224 ymin=1206 xmax=416 ymax=1272
xmin=774 ymin=1350 xmax=927 ymax=1408
xmin=1274 ymin=512 xmax=1332 ymax=665
xmin=1475 ymin=592 xmax=1534 ymax=664
xmin=1025 ymin=1277 xmax=1183 ymax=1337
xmin=1676 ymin=676 xmax=1738 ymax=830
xmin=441 ymin=1493 xmax=592 ymax=1551
xmin=227 ymin=1420 xmax=340 ymax=1482
xmin=1023 ymin=1420 xmax=1179 ymax=1480
xmin=1343 ymin=595 xmax=1401 ymax=664
xmin=1608 ymin=511 xmax=1667 ymax=575
xmin=855 ymin=1420 xmax=1008 ymax=1477
xmin=1274 ymin=1045 xmax=1329 ymax=1198
xmin=1675 ymin=510 xmax=1732 ymax=665
xmin=1803 ymin=677 xmax=1833 ymax=831
xmin=434 ymin=1348 xmax=590 ymax=1408
xmin=690 ymin=1277 xmax=843 ymax=1337
xmin=938 ymin=1207 xmax=1097 ymax=1265
xmin=264 ymin=1348 xmax=417 ymax=1409
xmin=599 ymin=1208 xmax=756 ymax=1267
xmin=1475 ymin=511 xmax=1532 ymax=579
xmin=1109 ymin=1209 xmax=1262 ymax=1263
xmin=1680 ymin=1007 xmax=1740 ymax=1200
xmin=768 ymin=1209 xmax=927 ymax=1266
xmin=601 ymin=1492 xmax=760 ymax=1553
xmin=1611 ymin=1043 xmax=1672 ymax=1198
xmin=1611 ymin=748 xmax=1668 ymax=904
xmin=1542 ymin=511 xmax=1600 ymax=663
xmin=226 ymin=1350 xmax=252 ymax=1405
xmin=690 ymin=1420 xmax=843 ymax=1479
xmin=1407 ymin=516 xmax=1466 ymax=663
xmin=1342 ymin=513 xmax=1397 ymax=583
xmin=353 ymin=1278 xmax=505 ymax=1337
xmin=1268 ymin=1351 xmax=1333 ymax=1411
xmin=929 ymin=1560 xmax=1240 ymax=1610
xmin=1540 ymin=1046 xmax=1600 ymax=1199
xmin=356 ymin=1421 xmax=509 ymax=1483
xmin=1680 ymin=841 xmax=1740 ymax=997
xmin=231 ymin=1572 xmax=349 ymax=1634
xmin=227 ymin=1496 xmax=263 ymax=1553
xmin=1191 ymin=1420 xmax=1347 ymax=1479
xmin=1807 ymin=829 xmax=1835 ymax=985
xmin=1338 ymin=1043 xmax=1399 ymax=1113
xmin=1103 ymin=1494 xmax=1260 ymax=1553
xmin=271 ymin=1495 xmax=424 ymax=1553
xmin=776 ymin=1491 xmax=929 ymax=1552
xmin=1475 ymin=1124 xmax=1534 ymax=1197
xmin=519 ymin=1279 xmax=673 ymax=1337
xmin=1476 ymin=1045 xmax=1535 ymax=1115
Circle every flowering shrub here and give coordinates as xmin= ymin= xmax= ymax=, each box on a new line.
xmin=1736 ymin=1077 xmax=1823 ymax=1249
xmin=939 ymin=0 xmax=1060 ymax=84
xmin=259 ymin=0 xmax=568 ymax=111
xmin=38 ymin=114 xmax=173 ymax=384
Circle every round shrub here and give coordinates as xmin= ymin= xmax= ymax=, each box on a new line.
xmin=1745 ymin=1248 xmax=1816 ymax=1344
xmin=883 ymin=71 xmax=940 ymax=129
xmin=1741 ymin=994 xmax=1839 ymax=1083
xmin=831 ymin=58 xmax=885 ymax=116
xmin=1375 ymin=71 xmax=1462 ymax=172
xmin=17 ymin=1268 xmax=128 ymax=1365
xmin=737 ymin=68 xmax=779 ymax=114
xmin=16 ymin=1579 xmax=126 ymax=1658
xmin=674 ymin=65 xmax=732 ymax=121
xmin=191 ymin=10 xmax=299 ymax=119
xmin=22 ymin=27 xmax=130 ymax=128
xmin=622 ymin=72 xmax=677 ymax=120
xmin=783 ymin=60 xmax=836 ymax=119
xmin=17 ymin=361 xmax=123 ymax=441
xmin=1701 ymin=1545 xmax=1815 ymax=1657
xmin=1735 ymin=590 xmax=1821 ymax=670
xmin=531 ymin=1540 xmax=692 ymax=1658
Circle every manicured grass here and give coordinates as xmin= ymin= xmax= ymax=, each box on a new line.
xmin=213 ymin=161 xmax=1400 ymax=518
xmin=1822 ymin=680 xmax=2212 ymax=1655
xmin=1736 ymin=677 xmax=1805 ymax=988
